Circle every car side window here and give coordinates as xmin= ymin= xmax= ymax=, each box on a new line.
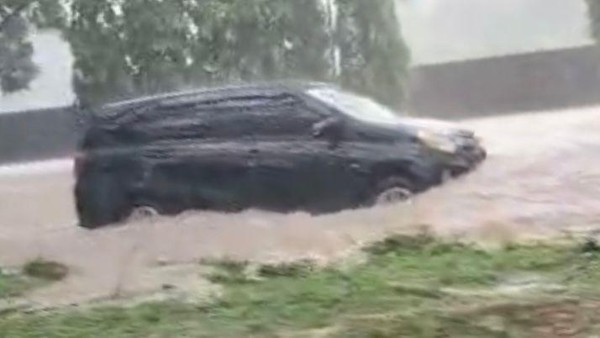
xmin=137 ymin=94 xmax=325 ymax=140
xmin=117 ymin=95 xmax=326 ymax=142
xmin=193 ymin=103 xmax=257 ymax=139
xmin=246 ymin=98 xmax=324 ymax=137
xmin=155 ymin=97 xmax=273 ymax=140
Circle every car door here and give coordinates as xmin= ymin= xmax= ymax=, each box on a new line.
xmin=169 ymin=101 xmax=260 ymax=212
xmin=302 ymin=132 xmax=373 ymax=213
xmin=132 ymin=99 xmax=260 ymax=213
xmin=238 ymin=97 xmax=316 ymax=211
xmin=246 ymin=97 xmax=361 ymax=213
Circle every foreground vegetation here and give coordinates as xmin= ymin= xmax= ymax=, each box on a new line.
xmin=0 ymin=270 xmax=28 ymax=299
xmin=0 ymin=259 xmax=67 ymax=300
xmin=2 ymin=235 xmax=600 ymax=337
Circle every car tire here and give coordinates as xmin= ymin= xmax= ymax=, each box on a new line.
xmin=128 ymin=206 xmax=159 ymax=221
xmin=76 ymin=172 xmax=130 ymax=229
xmin=370 ymin=176 xmax=414 ymax=206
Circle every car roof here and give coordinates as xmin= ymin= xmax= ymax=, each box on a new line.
xmin=102 ymin=81 xmax=331 ymax=112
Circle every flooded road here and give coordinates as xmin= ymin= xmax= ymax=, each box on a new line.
xmin=0 ymin=106 xmax=599 ymax=306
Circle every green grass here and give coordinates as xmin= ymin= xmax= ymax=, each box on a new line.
xmin=0 ymin=269 xmax=29 ymax=299
xmin=1 ymin=259 xmax=68 ymax=300
xmin=3 ymin=236 xmax=600 ymax=337
xmin=22 ymin=259 xmax=69 ymax=282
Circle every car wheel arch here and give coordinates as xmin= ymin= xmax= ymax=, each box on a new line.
xmin=369 ymin=158 xmax=440 ymax=193
xmin=370 ymin=162 xmax=416 ymax=187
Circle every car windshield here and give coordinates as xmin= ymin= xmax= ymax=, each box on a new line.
xmin=307 ymin=88 xmax=403 ymax=125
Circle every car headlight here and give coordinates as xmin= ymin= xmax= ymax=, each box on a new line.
xmin=417 ymin=130 xmax=457 ymax=154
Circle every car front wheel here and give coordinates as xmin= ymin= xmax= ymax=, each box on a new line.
xmin=370 ymin=177 xmax=414 ymax=206
xmin=76 ymin=171 xmax=130 ymax=229
xmin=128 ymin=206 xmax=159 ymax=221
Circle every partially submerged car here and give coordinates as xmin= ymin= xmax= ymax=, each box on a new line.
xmin=75 ymin=82 xmax=486 ymax=229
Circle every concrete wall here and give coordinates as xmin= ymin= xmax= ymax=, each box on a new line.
xmin=0 ymin=107 xmax=77 ymax=164
xmin=407 ymin=45 xmax=600 ymax=118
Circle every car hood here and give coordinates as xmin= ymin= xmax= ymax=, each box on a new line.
xmin=395 ymin=117 xmax=475 ymax=138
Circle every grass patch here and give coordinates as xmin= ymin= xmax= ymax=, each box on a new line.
xmin=202 ymin=258 xmax=251 ymax=284
xmin=0 ymin=269 xmax=29 ymax=299
xmin=257 ymin=259 xmax=317 ymax=278
xmin=1 ymin=260 xmax=68 ymax=300
xmin=22 ymin=259 xmax=69 ymax=282
xmin=2 ymin=237 xmax=600 ymax=337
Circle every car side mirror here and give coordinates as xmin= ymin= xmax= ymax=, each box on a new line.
xmin=312 ymin=117 xmax=345 ymax=147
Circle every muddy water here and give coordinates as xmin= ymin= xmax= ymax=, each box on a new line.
xmin=0 ymin=107 xmax=599 ymax=305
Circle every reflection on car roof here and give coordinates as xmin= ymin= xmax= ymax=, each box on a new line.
xmin=102 ymin=81 xmax=331 ymax=111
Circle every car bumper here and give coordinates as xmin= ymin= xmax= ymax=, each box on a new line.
xmin=446 ymin=144 xmax=487 ymax=176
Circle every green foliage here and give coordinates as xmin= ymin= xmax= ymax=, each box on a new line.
xmin=65 ymin=0 xmax=409 ymax=107
xmin=0 ymin=0 xmax=67 ymax=93
xmin=203 ymin=258 xmax=317 ymax=283
xmin=1 ymin=0 xmax=409 ymax=108
xmin=0 ymin=1 xmax=37 ymax=93
xmin=257 ymin=259 xmax=317 ymax=278
xmin=22 ymin=259 xmax=68 ymax=282
xmin=0 ymin=268 xmax=27 ymax=298
xmin=586 ymin=0 xmax=600 ymax=41
xmin=0 ymin=260 xmax=67 ymax=300
xmin=365 ymin=233 xmax=437 ymax=255
xmin=3 ymin=239 xmax=600 ymax=337
xmin=336 ymin=0 xmax=409 ymax=108
xmin=202 ymin=258 xmax=252 ymax=284
xmin=0 ymin=265 xmax=57 ymax=298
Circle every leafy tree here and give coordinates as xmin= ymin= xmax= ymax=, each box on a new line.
xmin=586 ymin=0 xmax=600 ymax=41
xmin=336 ymin=0 xmax=409 ymax=108
xmin=2 ymin=0 xmax=409 ymax=109
xmin=63 ymin=0 xmax=409 ymax=108
xmin=0 ymin=1 xmax=37 ymax=93
xmin=0 ymin=0 xmax=67 ymax=94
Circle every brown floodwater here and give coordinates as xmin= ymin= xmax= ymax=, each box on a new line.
xmin=0 ymin=106 xmax=599 ymax=306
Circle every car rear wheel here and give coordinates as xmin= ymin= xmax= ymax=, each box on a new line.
xmin=371 ymin=177 xmax=414 ymax=206
xmin=76 ymin=172 xmax=130 ymax=229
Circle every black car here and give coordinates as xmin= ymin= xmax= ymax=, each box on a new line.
xmin=74 ymin=82 xmax=486 ymax=229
